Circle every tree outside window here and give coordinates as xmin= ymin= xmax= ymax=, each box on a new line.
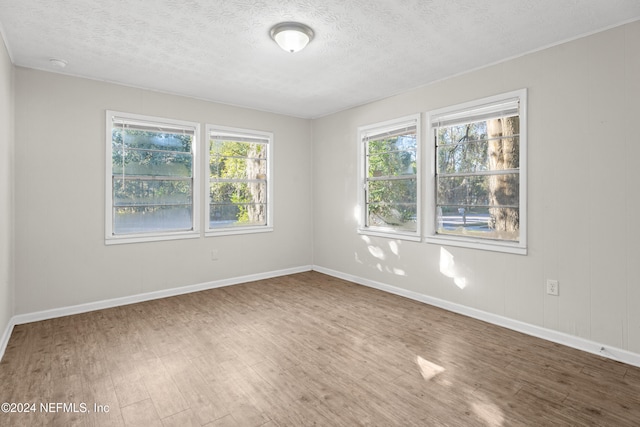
xmin=207 ymin=126 xmax=273 ymax=235
xmin=106 ymin=111 xmax=200 ymax=244
xmin=427 ymin=90 xmax=527 ymax=254
xmin=359 ymin=115 xmax=421 ymax=240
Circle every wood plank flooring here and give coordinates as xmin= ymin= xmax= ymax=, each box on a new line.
xmin=1 ymin=271 xmax=640 ymax=426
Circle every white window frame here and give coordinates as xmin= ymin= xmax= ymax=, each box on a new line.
xmin=358 ymin=114 xmax=421 ymax=241
xmin=205 ymin=125 xmax=274 ymax=236
xmin=425 ymin=89 xmax=527 ymax=255
xmin=105 ymin=110 xmax=201 ymax=245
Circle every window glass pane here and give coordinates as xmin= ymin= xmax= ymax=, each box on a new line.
xmin=210 ymin=157 xmax=267 ymax=180
xmin=112 ymin=128 xmax=192 ymax=152
xmin=367 ymin=135 xmax=416 ymax=155
xmin=367 ymin=177 xmax=417 ymax=231
xmin=113 ymin=205 xmax=193 ymax=234
xmin=210 ymin=140 xmax=266 ymax=156
xmin=209 ymin=204 xmax=239 ymax=226
xmin=437 ymin=175 xmax=489 ymax=207
xmin=437 ymin=124 xmax=519 ymax=174
xmin=113 ymin=178 xmax=192 ymax=206
xmin=209 ymin=204 xmax=267 ymax=228
xmin=210 ymin=182 xmax=267 ymax=226
xmin=433 ymin=105 xmax=522 ymax=245
xmin=437 ymin=137 xmax=520 ymax=175
xmin=437 ymin=205 xmax=519 ymax=242
xmin=437 ymin=174 xmax=519 ymax=208
xmin=436 ymin=116 xmax=518 ymax=145
xmin=209 ymin=140 xmax=267 ymax=178
xmin=359 ymin=116 xmax=420 ymax=237
xmin=368 ymin=150 xmax=416 ymax=177
xmin=112 ymin=149 xmax=192 ymax=177
xmin=367 ymin=178 xmax=417 ymax=205
xmin=210 ymin=181 xmax=266 ymax=203
xmin=367 ymin=202 xmax=417 ymax=232
xmin=367 ymin=136 xmax=416 ymax=177
xmin=437 ymin=121 xmax=487 ymax=146
xmin=107 ymin=111 xmax=198 ymax=241
xmin=207 ymin=131 xmax=270 ymax=233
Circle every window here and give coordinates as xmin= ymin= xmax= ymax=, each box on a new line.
xmin=358 ymin=114 xmax=420 ymax=240
xmin=105 ymin=111 xmax=200 ymax=244
xmin=426 ymin=89 xmax=527 ymax=254
xmin=206 ymin=125 xmax=273 ymax=235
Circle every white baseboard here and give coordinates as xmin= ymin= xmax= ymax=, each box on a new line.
xmin=0 ymin=315 xmax=14 ymax=364
xmin=4 ymin=264 xmax=640 ymax=369
xmin=0 ymin=265 xmax=312 ymax=362
xmin=313 ymin=265 xmax=640 ymax=369
xmin=13 ymin=265 xmax=312 ymax=326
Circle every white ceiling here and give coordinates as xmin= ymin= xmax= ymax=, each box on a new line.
xmin=1 ymin=0 xmax=639 ymax=118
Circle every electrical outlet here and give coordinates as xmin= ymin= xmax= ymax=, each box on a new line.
xmin=546 ymin=279 xmax=559 ymax=296
xmin=211 ymin=249 xmax=219 ymax=261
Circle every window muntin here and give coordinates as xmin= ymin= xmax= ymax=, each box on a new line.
xmin=359 ymin=115 xmax=420 ymax=239
xmin=207 ymin=126 xmax=273 ymax=235
xmin=427 ymin=90 xmax=527 ymax=254
xmin=106 ymin=111 xmax=200 ymax=244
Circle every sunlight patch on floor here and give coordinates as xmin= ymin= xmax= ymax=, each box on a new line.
xmin=470 ymin=399 xmax=504 ymax=426
xmin=415 ymin=356 xmax=445 ymax=381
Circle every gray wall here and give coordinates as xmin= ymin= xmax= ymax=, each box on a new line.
xmin=312 ymin=21 xmax=640 ymax=354
xmin=0 ymin=33 xmax=14 ymax=343
xmin=6 ymin=20 xmax=640 ymax=359
xmin=13 ymin=69 xmax=313 ymax=314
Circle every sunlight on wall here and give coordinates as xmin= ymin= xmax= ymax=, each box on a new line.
xmin=454 ymin=276 xmax=467 ymax=288
xmin=368 ymin=245 xmax=386 ymax=260
xmin=392 ymin=268 xmax=406 ymax=276
xmin=439 ymin=247 xmax=467 ymax=289
xmin=415 ymin=356 xmax=445 ymax=381
xmin=389 ymin=240 xmax=399 ymax=256
xmin=355 ymin=235 xmax=407 ymax=277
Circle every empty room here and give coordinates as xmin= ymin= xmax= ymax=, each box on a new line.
xmin=1 ymin=1 xmax=640 ymax=426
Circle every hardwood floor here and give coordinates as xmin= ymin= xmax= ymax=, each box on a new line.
xmin=1 ymin=271 xmax=640 ymax=426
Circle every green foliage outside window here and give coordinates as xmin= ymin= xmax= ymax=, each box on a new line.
xmin=111 ymin=127 xmax=194 ymax=234
xmin=365 ymin=134 xmax=417 ymax=231
xmin=209 ymin=139 xmax=267 ymax=228
xmin=436 ymin=116 xmax=520 ymax=240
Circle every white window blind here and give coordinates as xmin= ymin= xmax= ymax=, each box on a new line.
xmin=358 ymin=114 xmax=421 ymax=240
xmin=106 ymin=110 xmax=200 ymax=244
xmin=206 ymin=125 xmax=273 ymax=236
xmin=431 ymin=98 xmax=519 ymax=128
xmin=425 ymin=89 xmax=527 ymax=255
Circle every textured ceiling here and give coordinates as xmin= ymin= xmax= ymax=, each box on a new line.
xmin=1 ymin=0 xmax=640 ymax=118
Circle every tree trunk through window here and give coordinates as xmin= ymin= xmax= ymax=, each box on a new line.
xmin=246 ymin=144 xmax=266 ymax=224
xmin=487 ymin=117 xmax=519 ymax=234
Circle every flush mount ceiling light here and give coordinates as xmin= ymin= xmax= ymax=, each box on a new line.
xmin=270 ymin=22 xmax=314 ymax=53
xmin=49 ymin=58 xmax=68 ymax=68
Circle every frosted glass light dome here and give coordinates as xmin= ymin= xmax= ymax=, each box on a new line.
xmin=270 ymin=22 xmax=314 ymax=53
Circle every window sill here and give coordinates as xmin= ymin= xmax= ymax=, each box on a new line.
xmin=105 ymin=230 xmax=200 ymax=245
xmin=205 ymin=226 xmax=273 ymax=237
xmin=424 ymin=234 xmax=527 ymax=255
xmin=358 ymin=228 xmax=421 ymax=242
